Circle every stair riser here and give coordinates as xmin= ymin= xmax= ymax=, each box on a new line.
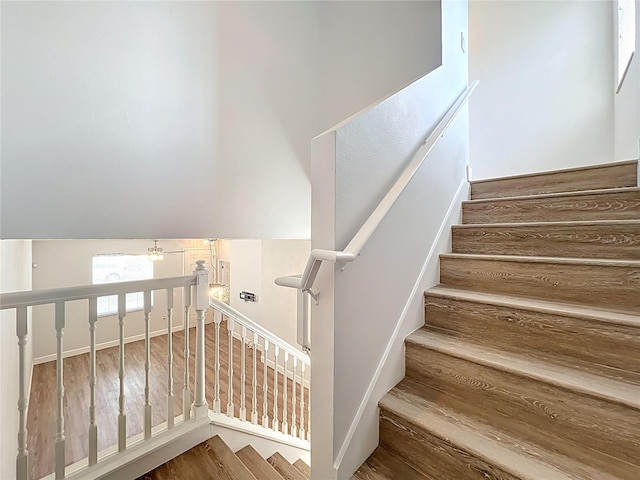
xmin=440 ymin=256 xmax=640 ymax=313
xmin=405 ymin=343 xmax=640 ymax=474
xmin=424 ymin=294 xmax=640 ymax=382
xmin=379 ymin=408 xmax=522 ymax=480
xmin=462 ymin=190 xmax=640 ymax=224
xmin=470 ymin=162 xmax=638 ymax=200
xmin=452 ymin=224 xmax=640 ymax=260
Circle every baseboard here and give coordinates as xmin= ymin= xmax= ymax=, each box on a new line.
xmin=333 ymin=177 xmax=469 ymax=477
xmin=33 ymin=325 xmax=186 ymax=365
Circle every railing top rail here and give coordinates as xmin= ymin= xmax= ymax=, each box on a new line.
xmin=276 ymin=80 xmax=479 ymax=292
xmin=0 ymin=275 xmax=197 ymax=310
xmin=209 ymin=298 xmax=310 ymax=364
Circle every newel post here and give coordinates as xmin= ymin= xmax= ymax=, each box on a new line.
xmin=193 ymin=260 xmax=209 ymax=419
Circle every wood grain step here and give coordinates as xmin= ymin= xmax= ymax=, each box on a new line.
xmin=352 ymin=446 xmax=434 ymax=480
xmin=236 ymin=445 xmax=285 ymax=480
xmin=424 ymin=286 xmax=640 ymax=383
xmin=404 ymin=330 xmax=640 ymax=478
xmin=462 ymin=187 xmax=640 ymax=224
xmin=138 ymin=443 xmax=220 ymax=479
xmin=451 ymin=220 xmax=640 ymax=259
xmin=439 ymin=253 xmax=640 ymax=313
xmin=268 ymin=452 xmax=308 ymax=480
xmin=204 ymin=436 xmax=258 ymax=480
xmin=379 ymin=379 xmax=621 ymax=480
xmin=293 ymin=459 xmax=311 ymax=477
xmin=470 ymin=160 xmax=638 ymax=200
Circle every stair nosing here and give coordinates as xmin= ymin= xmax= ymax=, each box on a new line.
xmin=469 ymin=159 xmax=638 ymax=186
xmin=463 ymin=185 xmax=640 ymax=204
xmin=453 ymin=219 xmax=640 ymax=229
xmin=406 ymin=329 xmax=640 ymax=410
xmin=379 ymin=385 xmax=599 ymax=480
xmin=441 ymin=252 xmax=640 ymax=266
xmin=425 ymin=285 xmax=640 ymax=327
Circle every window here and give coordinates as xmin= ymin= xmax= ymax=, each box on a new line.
xmin=92 ymin=255 xmax=153 ymax=316
xmin=617 ymin=0 xmax=636 ymax=92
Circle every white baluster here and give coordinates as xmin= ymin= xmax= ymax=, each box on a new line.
xmin=182 ymin=285 xmax=191 ymax=420
xmin=166 ymin=288 xmax=175 ymax=429
xmin=227 ymin=319 xmax=234 ymax=418
xmin=300 ymin=361 xmax=306 ymax=441
xmin=273 ymin=346 xmax=279 ymax=431
xmin=251 ymin=332 xmax=258 ymax=425
xmin=282 ymin=352 xmax=289 ymax=435
xmin=88 ymin=298 xmax=98 ymax=465
xmin=16 ymin=307 xmax=29 ymax=480
xmin=54 ymin=302 xmax=66 ymax=479
xmin=262 ymin=339 xmax=269 ymax=427
xmin=193 ymin=261 xmax=209 ymax=419
xmin=144 ymin=290 xmax=152 ymax=439
xmin=214 ymin=310 xmax=221 ymax=413
xmin=291 ymin=357 xmax=298 ymax=438
xmin=240 ymin=326 xmax=247 ymax=421
xmin=117 ymin=295 xmax=126 ymax=452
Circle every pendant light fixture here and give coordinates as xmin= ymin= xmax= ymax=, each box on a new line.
xmin=147 ymin=240 xmax=164 ymax=262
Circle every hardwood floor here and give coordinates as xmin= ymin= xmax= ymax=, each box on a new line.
xmin=26 ymin=321 xmax=309 ymax=480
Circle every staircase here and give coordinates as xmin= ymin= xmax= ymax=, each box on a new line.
xmin=139 ymin=435 xmax=310 ymax=480
xmin=354 ymin=160 xmax=640 ymax=480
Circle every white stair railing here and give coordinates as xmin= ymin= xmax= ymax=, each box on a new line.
xmin=0 ymin=261 xmax=210 ymax=480
xmin=276 ymin=80 xmax=480 ymax=352
xmin=208 ymin=298 xmax=311 ymax=442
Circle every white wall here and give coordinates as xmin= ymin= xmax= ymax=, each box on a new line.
xmin=310 ymin=1 xmax=468 ymax=477
xmin=1 ymin=1 xmax=442 ymax=241
xmin=316 ymin=0 xmax=442 ymax=132
xmin=30 ymin=239 xmax=209 ymax=361
xmin=229 ymin=240 xmax=263 ymax=326
xmin=0 ymin=240 xmax=33 ymax=480
xmin=261 ymin=240 xmax=311 ymax=349
xmin=614 ymin=1 xmax=640 ymax=161
xmin=229 ymin=239 xmax=310 ymax=349
xmin=469 ymin=0 xmax=616 ymax=179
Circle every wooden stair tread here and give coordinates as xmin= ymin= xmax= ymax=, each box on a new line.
xmin=352 ymin=446 xmax=433 ymax=480
xmin=407 ymin=328 xmax=640 ymax=409
xmin=293 ymin=459 xmax=311 ymax=477
xmin=379 ymin=380 xmax=623 ymax=480
xmin=236 ymin=445 xmax=285 ymax=480
xmin=268 ymin=452 xmax=308 ymax=480
xmin=425 ymin=285 xmax=640 ymax=327
xmin=441 ymin=252 xmax=640 ymax=267
xmin=454 ymin=218 xmax=640 ymax=228
xmin=205 ymin=436 xmax=258 ymax=480
xmin=470 ymin=160 xmax=638 ymax=199
xmin=463 ymin=185 xmax=640 ymax=205
xmin=471 ymin=159 xmax=638 ymax=186
xmin=139 ymin=443 xmax=220 ymax=479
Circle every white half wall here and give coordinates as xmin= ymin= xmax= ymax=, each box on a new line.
xmin=469 ymin=0 xmax=616 ymax=179
xmin=0 ymin=240 xmax=33 ymax=480
xmin=310 ymin=1 xmax=469 ymax=477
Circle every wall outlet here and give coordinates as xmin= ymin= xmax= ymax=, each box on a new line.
xmin=239 ymin=291 xmax=257 ymax=302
